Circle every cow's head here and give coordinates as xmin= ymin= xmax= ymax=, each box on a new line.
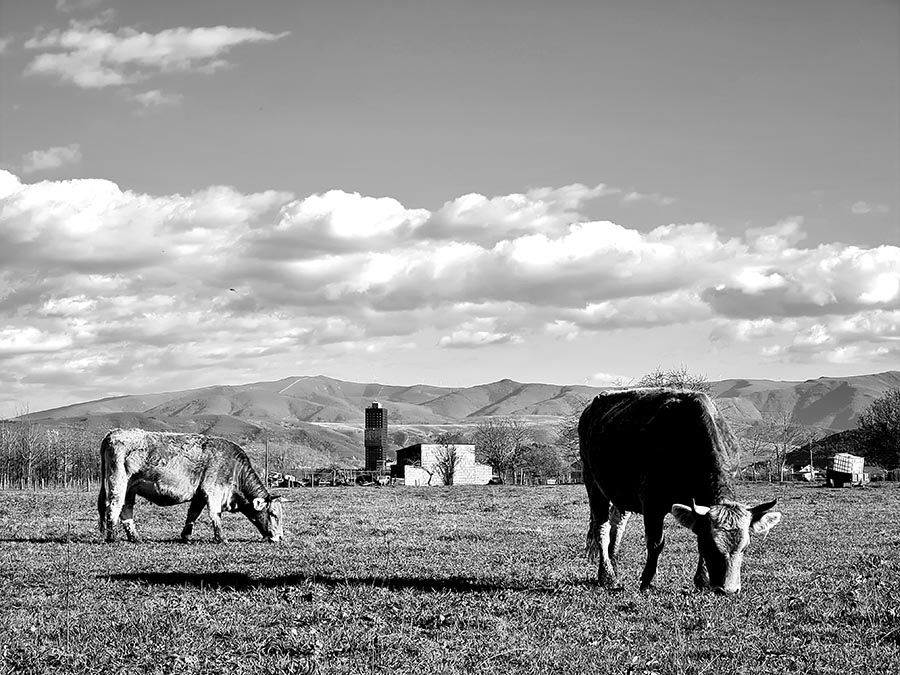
xmin=671 ymin=499 xmax=781 ymax=595
xmin=249 ymin=495 xmax=285 ymax=543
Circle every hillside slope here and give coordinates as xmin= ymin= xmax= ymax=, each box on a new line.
xmin=21 ymin=371 xmax=899 ymax=467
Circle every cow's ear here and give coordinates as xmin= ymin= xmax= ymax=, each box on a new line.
xmin=751 ymin=511 xmax=782 ymax=536
xmin=750 ymin=499 xmax=777 ymax=515
xmin=671 ymin=504 xmax=699 ymax=530
xmin=252 ymin=496 xmax=266 ymax=511
xmin=268 ymin=495 xmax=283 ymax=503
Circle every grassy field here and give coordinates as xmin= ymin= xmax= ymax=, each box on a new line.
xmin=1 ymin=483 xmax=898 ymax=674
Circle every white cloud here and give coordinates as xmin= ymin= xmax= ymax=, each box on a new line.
xmin=717 ymin=310 xmax=900 ymax=366
xmin=590 ymin=372 xmax=631 ymax=387
xmin=21 ymin=144 xmax=82 ymax=174
xmin=0 ymin=37 xmax=11 ymax=54
xmin=704 ymin=245 xmax=900 ymax=318
xmin=851 ymin=201 xmax=889 ymax=215
xmin=745 ymin=218 xmax=806 ymax=253
xmin=419 ymin=183 xmax=617 ymax=244
xmin=2 ymin=168 xmax=899 ymax=408
xmin=24 ymin=23 xmax=290 ymax=89
xmin=562 ymin=291 xmax=711 ymax=330
xmin=0 ymin=327 xmax=73 ymax=356
xmin=0 ymin=170 xmax=291 ymax=270
xmin=129 ymin=89 xmax=182 ymax=108
xmin=622 ymin=190 xmax=676 ymax=206
xmin=254 ymin=190 xmax=429 ymax=257
xmin=438 ymin=328 xmax=523 ymax=349
xmin=710 ymin=318 xmax=799 ymax=342
xmin=56 ymin=0 xmax=103 ymax=12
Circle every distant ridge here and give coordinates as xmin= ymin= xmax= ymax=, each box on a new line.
xmin=20 ymin=371 xmax=900 ymax=466
xmin=25 ymin=370 xmax=900 ymax=429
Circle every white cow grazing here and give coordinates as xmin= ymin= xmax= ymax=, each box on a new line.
xmin=98 ymin=428 xmax=284 ymax=543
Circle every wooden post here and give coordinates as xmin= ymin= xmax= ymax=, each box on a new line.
xmin=264 ymin=433 xmax=269 ymax=488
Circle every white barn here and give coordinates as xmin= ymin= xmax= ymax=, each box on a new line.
xmin=394 ymin=443 xmax=493 ymax=486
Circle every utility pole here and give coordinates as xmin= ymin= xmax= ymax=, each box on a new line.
xmin=809 ymin=437 xmax=814 ymax=482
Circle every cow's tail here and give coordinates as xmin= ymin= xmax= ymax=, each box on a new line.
xmin=580 ymin=415 xmax=603 ymax=562
xmin=584 ymin=484 xmax=605 ymax=561
xmin=97 ymin=433 xmax=110 ymax=533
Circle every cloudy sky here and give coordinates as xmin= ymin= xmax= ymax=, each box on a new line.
xmin=0 ymin=0 xmax=898 ymax=417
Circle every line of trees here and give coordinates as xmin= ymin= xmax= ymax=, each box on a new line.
xmin=0 ymin=422 xmax=101 ymax=489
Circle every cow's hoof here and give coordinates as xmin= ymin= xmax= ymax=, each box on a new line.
xmin=639 ymin=583 xmax=656 ymax=593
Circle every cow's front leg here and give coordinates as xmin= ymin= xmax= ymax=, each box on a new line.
xmin=640 ymin=513 xmax=666 ymax=591
xmin=694 ymin=551 xmax=710 ymax=590
xmin=180 ymin=494 xmax=206 ymax=543
xmin=104 ymin=476 xmax=128 ymax=543
xmin=207 ymin=496 xmax=227 ymax=543
xmin=120 ymin=487 xmax=139 ymax=543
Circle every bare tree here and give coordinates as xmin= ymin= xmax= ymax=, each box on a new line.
xmin=473 ymin=417 xmax=531 ymax=481
xmin=556 ymin=412 xmax=582 ymax=464
xmin=636 ymin=365 xmax=712 ymax=393
xmin=753 ymin=411 xmax=810 ymax=481
xmin=518 ymin=443 xmax=567 ymax=480
xmin=17 ymin=421 xmax=41 ymax=489
xmin=433 ymin=444 xmax=460 ymax=485
xmin=555 ymin=394 xmax=592 ymax=467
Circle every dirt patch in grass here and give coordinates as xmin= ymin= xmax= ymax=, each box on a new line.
xmin=1 ymin=483 xmax=898 ymax=674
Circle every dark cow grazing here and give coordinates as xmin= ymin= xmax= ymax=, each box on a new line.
xmin=98 ymin=428 xmax=284 ymax=544
xmin=578 ymin=389 xmax=781 ymax=595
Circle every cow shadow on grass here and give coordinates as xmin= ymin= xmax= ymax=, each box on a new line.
xmin=104 ymin=571 xmax=591 ymax=594
xmin=0 ymin=534 xmax=97 ymax=544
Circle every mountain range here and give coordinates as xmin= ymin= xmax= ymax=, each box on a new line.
xmin=20 ymin=371 xmax=900 ymax=466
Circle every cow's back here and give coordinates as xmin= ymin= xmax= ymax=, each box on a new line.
xmin=578 ymin=389 xmax=738 ymax=512
xmin=101 ymin=428 xmax=225 ymax=503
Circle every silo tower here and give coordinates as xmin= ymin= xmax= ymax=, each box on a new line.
xmin=364 ymin=402 xmax=388 ymax=472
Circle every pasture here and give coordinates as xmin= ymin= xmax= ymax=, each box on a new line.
xmin=1 ymin=483 xmax=898 ymax=674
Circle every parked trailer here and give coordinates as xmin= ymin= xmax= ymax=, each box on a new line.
xmin=826 ymin=453 xmax=868 ymax=487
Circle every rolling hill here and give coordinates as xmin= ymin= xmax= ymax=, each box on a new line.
xmin=20 ymin=371 xmax=900 ymax=467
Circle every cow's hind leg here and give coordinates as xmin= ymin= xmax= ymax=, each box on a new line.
xmin=180 ymin=494 xmax=206 ymax=543
xmin=97 ymin=482 xmax=106 ymax=534
xmin=120 ymin=486 xmax=139 ymax=543
xmin=586 ymin=482 xmax=618 ymax=587
xmin=608 ymin=504 xmax=631 ymax=578
xmin=639 ymin=512 xmax=666 ymax=591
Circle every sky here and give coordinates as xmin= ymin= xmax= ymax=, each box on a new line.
xmin=0 ymin=0 xmax=898 ymax=417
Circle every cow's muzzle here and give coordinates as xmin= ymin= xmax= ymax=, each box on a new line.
xmin=712 ymin=586 xmax=740 ymax=596
xmin=268 ymin=535 xmax=283 ymax=544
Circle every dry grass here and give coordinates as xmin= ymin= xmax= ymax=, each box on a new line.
xmin=1 ymin=483 xmax=898 ymax=674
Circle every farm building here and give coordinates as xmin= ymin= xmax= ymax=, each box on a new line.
xmin=393 ymin=443 xmax=493 ymax=486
